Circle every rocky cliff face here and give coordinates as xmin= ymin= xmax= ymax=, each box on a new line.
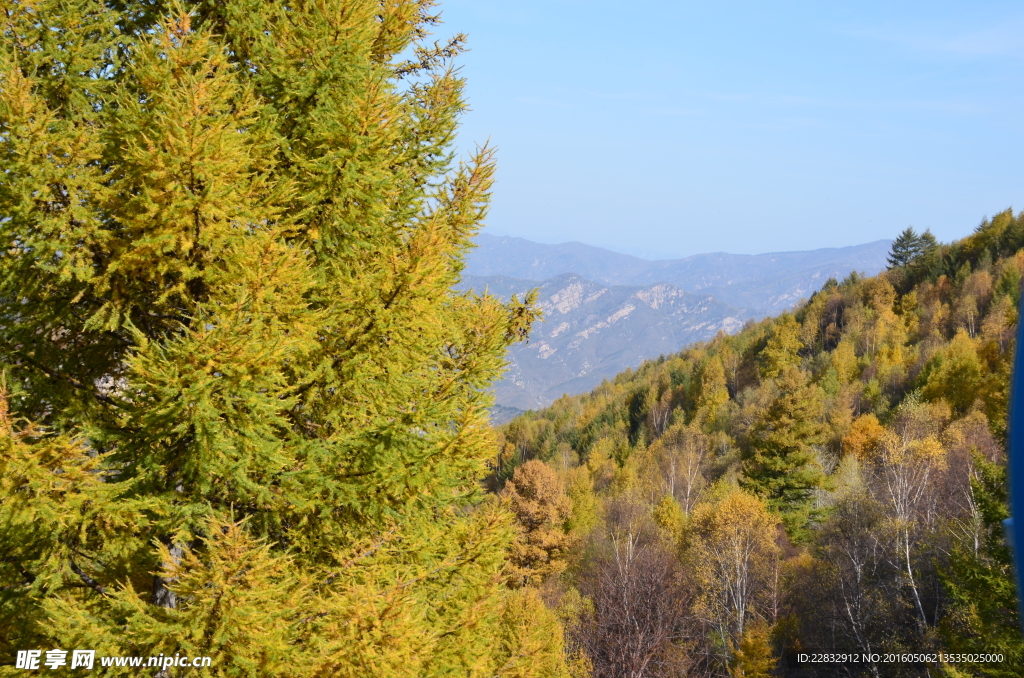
xmin=457 ymin=274 xmax=746 ymax=413
xmin=459 ymin=235 xmax=891 ymax=418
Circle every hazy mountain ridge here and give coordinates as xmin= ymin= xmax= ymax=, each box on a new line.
xmin=466 ymin=234 xmax=892 ymax=314
xmin=461 ymin=234 xmax=892 ymax=418
xmin=456 ymin=274 xmax=747 ymax=413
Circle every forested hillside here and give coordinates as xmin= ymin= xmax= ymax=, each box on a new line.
xmin=495 ymin=212 xmax=1024 ymax=677
xmin=3 ymin=1 xmax=1022 ymax=677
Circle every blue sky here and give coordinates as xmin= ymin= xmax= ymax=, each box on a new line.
xmin=439 ymin=0 xmax=1024 ymax=259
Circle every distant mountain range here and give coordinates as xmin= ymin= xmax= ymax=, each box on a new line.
xmin=465 ymin=234 xmax=892 ymax=314
xmin=459 ymin=234 xmax=892 ymax=419
xmin=456 ymin=274 xmax=746 ymax=412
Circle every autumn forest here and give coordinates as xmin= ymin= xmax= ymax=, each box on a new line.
xmin=0 ymin=1 xmax=1021 ymax=677
xmin=496 ymin=217 xmax=1024 ymax=677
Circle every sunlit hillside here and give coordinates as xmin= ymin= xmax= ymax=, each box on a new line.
xmin=493 ymin=210 xmax=1024 ymax=677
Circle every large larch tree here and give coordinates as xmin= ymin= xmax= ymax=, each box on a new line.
xmin=0 ymin=1 xmax=562 ymax=676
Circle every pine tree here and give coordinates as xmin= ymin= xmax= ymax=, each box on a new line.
xmin=888 ymin=227 xmax=940 ymax=270
xmin=888 ymin=228 xmax=925 ymax=269
xmin=920 ymin=229 xmax=940 ymax=256
xmin=0 ymin=1 xmax=556 ymax=675
xmin=740 ymin=367 xmax=826 ymax=538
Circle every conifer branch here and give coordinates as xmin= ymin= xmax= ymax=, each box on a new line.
xmin=321 ymin=526 xmax=401 ymax=590
xmin=69 ymin=559 xmax=108 ymax=597
xmin=488 ymin=652 xmax=529 ymax=678
xmin=395 ymin=36 xmax=467 ymax=77
xmin=297 ymin=611 xmax=329 ymax=626
xmin=15 ymin=351 xmax=121 ymax=408
xmin=0 ymin=559 xmax=36 ymax=589
xmin=291 ymin=281 xmax=409 ymax=399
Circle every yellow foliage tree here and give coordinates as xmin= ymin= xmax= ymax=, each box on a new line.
xmin=504 ymin=460 xmax=574 ymax=587
xmin=650 ymin=422 xmax=709 ymax=515
xmin=842 ymin=413 xmax=886 ymax=459
xmin=759 ymin=314 xmax=803 ymax=379
xmin=873 ymin=401 xmax=949 ymax=634
xmin=921 ymin=330 xmax=983 ymax=414
xmin=728 ymin=621 xmax=777 ymax=678
xmin=687 ymin=487 xmax=780 ymax=668
xmin=861 ymin=276 xmax=897 ymax=313
xmin=695 ymin=355 xmax=730 ymax=422
xmin=494 ymin=588 xmax=571 ymax=678
xmin=831 ymin=339 xmax=859 ymax=385
xmin=653 ymin=495 xmax=686 ymax=545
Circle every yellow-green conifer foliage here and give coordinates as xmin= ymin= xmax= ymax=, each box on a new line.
xmin=0 ymin=1 xmax=555 ymax=675
xmin=758 ymin=313 xmax=803 ymax=379
xmin=503 ymin=460 xmax=574 ymax=588
xmin=728 ymin=621 xmax=777 ymax=678
xmin=694 ymin=355 xmax=730 ymax=422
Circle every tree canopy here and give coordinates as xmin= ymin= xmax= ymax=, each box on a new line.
xmin=0 ymin=1 xmax=563 ymax=675
xmin=497 ymin=209 xmax=1024 ymax=676
xmin=887 ymin=227 xmax=939 ymax=269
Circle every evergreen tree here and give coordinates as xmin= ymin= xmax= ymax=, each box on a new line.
xmin=740 ymin=367 xmax=826 ymax=538
xmin=939 ymin=454 xmax=1024 ymax=677
xmin=888 ymin=228 xmax=925 ymax=269
xmin=888 ymin=227 xmax=940 ymax=269
xmin=0 ymin=1 xmax=558 ymax=675
xmin=920 ymin=229 xmax=940 ymax=256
